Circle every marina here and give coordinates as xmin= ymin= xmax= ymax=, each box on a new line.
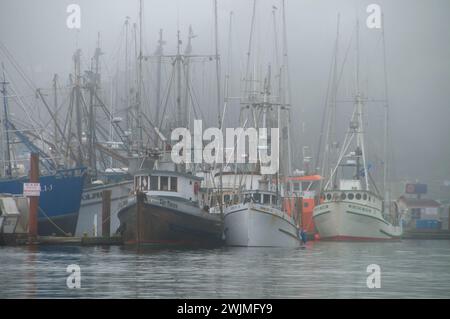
xmin=0 ymin=0 xmax=450 ymax=299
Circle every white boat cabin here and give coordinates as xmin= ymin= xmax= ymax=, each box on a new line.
xmin=134 ymin=170 xmax=202 ymax=203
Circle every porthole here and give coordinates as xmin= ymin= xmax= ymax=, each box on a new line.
xmin=326 ymin=193 xmax=332 ymax=201
xmin=341 ymin=193 xmax=346 ymax=200
xmin=348 ymin=193 xmax=354 ymax=200
xmin=356 ymin=193 xmax=362 ymax=200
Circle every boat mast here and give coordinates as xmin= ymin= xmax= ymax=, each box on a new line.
xmin=73 ymin=49 xmax=84 ymax=167
xmin=52 ymin=74 xmax=59 ymax=155
xmin=184 ymin=25 xmax=195 ymax=130
xmin=154 ymin=28 xmax=165 ymax=140
xmin=88 ymin=33 xmax=102 ymax=177
xmin=176 ymin=30 xmax=183 ymax=127
xmin=213 ymin=0 xmax=224 ymax=217
xmin=124 ymin=17 xmax=130 ymax=134
xmin=381 ymin=13 xmax=390 ymax=207
xmin=136 ymin=0 xmax=143 ymax=153
xmin=281 ymin=0 xmax=292 ymax=175
xmin=1 ymin=63 xmax=12 ymax=177
xmin=354 ymin=19 xmax=370 ymax=191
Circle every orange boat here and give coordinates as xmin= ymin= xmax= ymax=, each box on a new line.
xmin=275 ymin=175 xmax=322 ymax=235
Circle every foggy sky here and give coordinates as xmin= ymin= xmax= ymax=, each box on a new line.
xmin=0 ymin=0 xmax=449 ymax=184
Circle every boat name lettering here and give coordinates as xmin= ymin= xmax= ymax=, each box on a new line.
xmin=348 ymin=204 xmax=372 ymax=213
xmin=82 ymin=191 xmax=103 ymax=201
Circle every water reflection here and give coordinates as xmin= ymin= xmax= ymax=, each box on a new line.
xmin=1 ymin=240 xmax=450 ymax=298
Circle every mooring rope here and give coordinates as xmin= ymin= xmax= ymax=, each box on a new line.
xmin=37 ymin=207 xmax=71 ymax=237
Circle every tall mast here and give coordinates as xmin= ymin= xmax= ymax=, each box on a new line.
xmin=184 ymin=25 xmax=195 ymax=130
xmin=52 ymin=74 xmax=59 ymax=155
xmin=73 ymin=49 xmax=83 ymax=167
xmin=330 ymin=14 xmax=340 ymax=187
xmin=213 ymin=0 xmax=224 ymax=218
xmin=281 ymin=0 xmax=292 ymax=175
xmin=137 ymin=0 xmax=143 ymax=153
xmin=214 ymin=0 xmax=222 ymax=130
xmin=124 ymin=17 xmax=130 ymax=133
xmin=381 ymin=13 xmax=390 ymax=206
xmin=88 ymin=33 xmax=102 ymax=177
xmin=354 ymin=19 xmax=369 ymax=190
xmin=154 ymin=28 xmax=165 ymax=137
xmin=1 ymin=63 xmax=12 ymax=177
xmin=176 ymin=30 xmax=183 ymax=127
xmin=222 ymin=11 xmax=233 ymax=129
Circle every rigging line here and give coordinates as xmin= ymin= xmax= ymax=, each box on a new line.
xmin=157 ymin=62 xmax=177 ymax=130
xmin=3 ymin=67 xmax=42 ymax=131
xmin=0 ymin=42 xmax=36 ymax=92
xmin=3 ymin=69 xmax=56 ymax=164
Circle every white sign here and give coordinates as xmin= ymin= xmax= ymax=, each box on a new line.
xmin=23 ymin=183 xmax=41 ymax=197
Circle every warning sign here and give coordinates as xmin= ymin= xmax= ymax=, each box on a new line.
xmin=23 ymin=183 xmax=41 ymax=197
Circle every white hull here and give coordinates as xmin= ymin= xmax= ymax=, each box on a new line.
xmin=224 ymin=203 xmax=300 ymax=247
xmin=313 ymin=200 xmax=402 ymax=240
xmin=75 ymin=180 xmax=133 ymax=236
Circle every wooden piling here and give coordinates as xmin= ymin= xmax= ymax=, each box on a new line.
xmin=28 ymin=153 xmax=39 ymax=239
xmin=101 ymin=189 xmax=112 ymax=237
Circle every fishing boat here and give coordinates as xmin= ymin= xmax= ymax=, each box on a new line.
xmin=0 ymin=63 xmax=86 ymax=236
xmin=0 ymin=168 xmax=85 ymax=236
xmin=218 ymin=172 xmax=300 ymax=247
xmin=117 ymin=154 xmax=223 ymax=246
xmin=214 ymin=1 xmax=300 ymax=247
xmin=313 ymin=20 xmax=402 ymax=241
xmin=116 ymin=17 xmax=225 ymax=246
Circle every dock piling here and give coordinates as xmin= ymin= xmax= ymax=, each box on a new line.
xmin=102 ymin=189 xmax=112 ymax=237
xmin=28 ymin=153 xmax=39 ymax=240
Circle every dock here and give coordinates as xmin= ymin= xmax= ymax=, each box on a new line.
xmin=0 ymin=234 xmax=123 ymax=246
xmin=402 ymin=230 xmax=450 ymax=240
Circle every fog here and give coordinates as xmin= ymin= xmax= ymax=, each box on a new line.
xmin=0 ymin=0 xmax=449 ymax=190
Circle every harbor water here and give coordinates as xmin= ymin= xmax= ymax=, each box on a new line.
xmin=1 ymin=240 xmax=450 ymax=298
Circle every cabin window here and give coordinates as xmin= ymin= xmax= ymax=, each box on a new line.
xmin=150 ymin=176 xmax=158 ymax=190
xmin=303 ymin=202 xmax=309 ymax=208
xmin=263 ymin=194 xmax=271 ymax=204
xmin=326 ymin=193 xmax=332 ymax=201
xmin=170 ymin=177 xmax=177 ymax=192
xmin=355 ymin=193 xmax=362 ymax=200
xmin=160 ymin=176 xmax=169 ymax=191
xmin=224 ymin=194 xmax=231 ymax=203
xmin=363 ymin=194 xmax=367 ymax=201
xmin=253 ymin=193 xmax=261 ymax=203
xmin=348 ymin=193 xmax=354 ymax=200
xmin=341 ymin=193 xmax=346 ymax=200
xmin=293 ymin=183 xmax=300 ymax=191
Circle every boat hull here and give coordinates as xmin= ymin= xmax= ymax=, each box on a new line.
xmin=117 ymin=195 xmax=223 ymax=247
xmin=224 ymin=203 xmax=300 ymax=247
xmin=313 ymin=201 xmax=402 ymax=241
xmin=75 ymin=180 xmax=133 ymax=236
xmin=0 ymin=168 xmax=85 ymax=236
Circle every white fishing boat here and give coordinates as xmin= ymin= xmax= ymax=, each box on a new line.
xmin=313 ymin=20 xmax=402 ymax=241
xmin=223 ymin=189 xmax=300 ymax=247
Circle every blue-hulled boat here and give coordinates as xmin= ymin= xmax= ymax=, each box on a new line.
xmin=0 ymin=167 xmax=86 ymax=236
